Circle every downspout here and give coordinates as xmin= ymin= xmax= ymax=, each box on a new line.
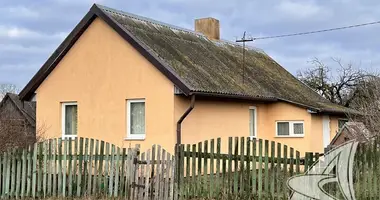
xmin=176 ymin=95 xmax=195 ymax=144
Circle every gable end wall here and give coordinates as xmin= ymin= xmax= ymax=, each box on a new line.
xmin=35 ymin=18 xmax=176 ymax=151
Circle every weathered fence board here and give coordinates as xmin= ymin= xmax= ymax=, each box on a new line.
xmin=176 ymin=137 xmax=326 ymax=199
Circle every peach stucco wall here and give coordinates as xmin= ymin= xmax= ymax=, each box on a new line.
xmin=35 ymin=17 xmax=341 ymax=155
xmin=176 ymin=97 xmax=340 ymax=154
xmin=36 ymin=18 xmax=176 ymax=152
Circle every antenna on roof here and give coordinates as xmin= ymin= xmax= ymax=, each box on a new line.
xmin=236 ymin=31 xmax=253 ymax=84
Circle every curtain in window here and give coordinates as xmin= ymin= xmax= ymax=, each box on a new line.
xmin=249 ymin=109 xmax=256 ymax=137
xmin=277 ymin=122 xmax=289 ymax=135
xmin=65 ymin=105 xmax=77 ymax=135
xmin=131 ymin=102 xmax=145 ymax=135
xmin=293 ymin=123 xmax=304 ymax=135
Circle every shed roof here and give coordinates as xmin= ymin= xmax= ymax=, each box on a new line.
xmin=0 ymin=93 xmax=36 ymax=127
xmin=330 ymin=122 xmax=374 ymax=146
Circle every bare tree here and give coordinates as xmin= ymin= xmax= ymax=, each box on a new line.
xmin=0 ymin=114 xmax=46 ymax=152
xmin=297 ymin=58 xmax=372 ymax=106
xmin=0 ymin=83 xmax=19 ymax=101
xmin=298 ymin=58 xmax=380 ymax=133
xmin=347 ymin=76 xmax=380 ymax=133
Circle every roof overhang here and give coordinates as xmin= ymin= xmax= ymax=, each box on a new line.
xmin=19 ymin=4 xmax=192 ymax=100
xmin=189 ymin=91 xmax=277 ymax=102
xmin=183 ymin=92 xmax=349 ymax=115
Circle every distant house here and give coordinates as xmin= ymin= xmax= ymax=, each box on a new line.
xmin=0 ymin=93 xmax=36 ymax=149
xmin=329 ymin=122 xmax=374 ymax=148
xmin=19 ymin=4 xmax=357 ymax=153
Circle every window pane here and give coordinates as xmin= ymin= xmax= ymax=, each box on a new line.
xmin=130 ymin=102 xmax=145 ymax=135
xmin=65 ymin=105 xmax=77 ymax=135
xmin=293 ymin=123 xmax=304 ymax=135
xmin=277 ymin=122 xmax=289 ymax=135
xmin=250 ymin=109 xmax=255 ymax=136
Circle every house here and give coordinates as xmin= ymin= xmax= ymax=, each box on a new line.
xmin=329 ymin=122 xmax=373 ymax=149
xmin=0 ymin=93 xmax=36 ymax=150
xmin=18 ymin=4 xmax=357 ymax=153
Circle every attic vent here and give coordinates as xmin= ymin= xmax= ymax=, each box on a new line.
xmin=174 ymin=86 xmax=184 ymax=94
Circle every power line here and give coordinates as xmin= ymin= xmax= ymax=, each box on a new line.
xmin=251 ymin=20 xmax=380 ymax=40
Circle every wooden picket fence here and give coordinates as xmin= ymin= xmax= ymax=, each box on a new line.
xmin=175 ymin=136 xmax=380 ymax=199
xmin=175 ymin=137 xmax=317 ymax=199
xmin=352 ymin=136 xmax=380 ymax=199
xmin=0 ymin=138 xmax=177 ymax=199
xmin=1 ymin=136 xmax=380 ymax=199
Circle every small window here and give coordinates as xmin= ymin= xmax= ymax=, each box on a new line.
xmin=249 ymin=107 xmax=257 ymax=138
xmin=277 ymin=122 xmax=290 ymax=136
xmin=293 ymin=123 xmax=304 ymax=135
xmin=127 ymin=99 xmax=145 ymax=139
xmin=61 ymin=102 xmax=78 ymax=139
xmin=338 ymin=119 xmax=348 ymax=130
xmin=276 ymin=121 xmax=304 ymax=137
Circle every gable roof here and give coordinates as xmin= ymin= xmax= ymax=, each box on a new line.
xmin=0 ymin=93 xmax=36 ymax=127
xmin=19 ymin=4 xmax=356 ymax=115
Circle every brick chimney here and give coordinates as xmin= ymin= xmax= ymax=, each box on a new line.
xmin=195 ymin=17 xmax=220 ymax=40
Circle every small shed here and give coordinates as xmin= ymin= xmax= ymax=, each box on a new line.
xmin=0 ymin=93 xmax=36 ymax=150
xmin=329 ymin=122 xmax=373 ymax=149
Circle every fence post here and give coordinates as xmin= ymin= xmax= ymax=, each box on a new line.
xmin=203 ymin=140 xmax=208 ymax=198
xmin=32 ymin=143 xmax=37 ymax=198
xmin=174 ymin=144 xmax=181 ymax=200
xmin=132 ymin=144 xmax=140 ymax=200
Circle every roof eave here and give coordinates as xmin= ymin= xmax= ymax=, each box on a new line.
xmin=94 ymin=5 xmax=192 ymax=95
xmin=318 ymin=108 xmax=361 ymax=116
xmin=19 ymin=4 xmax=192 ymax=100
xmin=190 ymin=91 xmax=277 ymax=102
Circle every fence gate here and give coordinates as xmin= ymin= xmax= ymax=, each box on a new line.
xmin=131 ymin=145 xmax=177 ymax=200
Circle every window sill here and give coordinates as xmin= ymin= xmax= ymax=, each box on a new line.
xmin=62 ymin=135 xmax=77 ymax=140
xmin=124 ymin=137 xmax=145 ymax=141
xmin=275 ymin=135 xmax=304 ymax=138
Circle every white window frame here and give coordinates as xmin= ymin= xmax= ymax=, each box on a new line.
xmin=249 ymin=106 xmax=257 ymax=139
xmin=61 ymin=102 xmax=78 ymax=139
xmin=126 ymin=99 xmax=146 ymax=140
xmin=275 ymin=121 xmax=305 ymax=137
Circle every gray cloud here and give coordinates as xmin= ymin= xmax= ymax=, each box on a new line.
xmin=0 ymin=0 xmax=379 ymax=88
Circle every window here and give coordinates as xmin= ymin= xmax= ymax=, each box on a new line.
xmin=276 ymin=121 xmax=304 ymax=137
xmin=277 ymin=122 xmax=290 ymax=136
xmin=126 ymin=99 xmax=145 ymax=139
xmin=61 ymin=102 xmax=78 ymax=139
xmin=249 ymin=107 xmax=257 ymax=138
xmin=338 ymin=119 xmax=348 ymax=130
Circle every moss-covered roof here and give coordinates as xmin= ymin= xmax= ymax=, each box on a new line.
xmin=19 ymin=4 xmax=354 ymax=115
xmin=100 ymin=6 xmax=358 ymax=114
xmin=99 ymin=6 xmax=356 ymax=114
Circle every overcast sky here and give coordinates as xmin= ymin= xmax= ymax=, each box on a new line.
xmin=1 ymin=0 xmax=379 ymax=88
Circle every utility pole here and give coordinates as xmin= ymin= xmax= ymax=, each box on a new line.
xmin=236 ymin=31 xmax=253 ymax=84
